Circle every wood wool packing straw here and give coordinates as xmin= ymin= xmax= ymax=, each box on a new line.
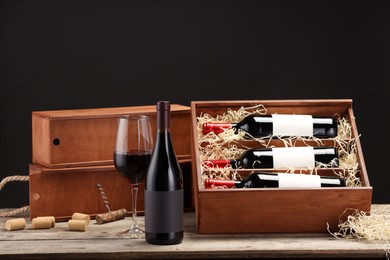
xmin=32 ymin=217 xmax=52 ymax=229
xmin=5 ymin=218 xmax=26 ymax=231
xmin=68 ymin=219 xmax=88 ymax=231
xmin=71 ymin=212 xmax=91 ymax=225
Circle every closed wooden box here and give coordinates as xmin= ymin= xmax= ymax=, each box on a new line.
xmin=30 ymin=103 xmax=193 ymax=220
xmin=29 ymin=160 xmax=193 ymax=221
xmin=190 ymin=99 xmax=372 ymax=234
xmin=32 ymin=104 xmax=191 ymax=168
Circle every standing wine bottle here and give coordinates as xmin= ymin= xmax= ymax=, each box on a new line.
xmin=203 ymin=114 xmax=338 ymax=138
xmin=203 ymin=146 xmax=339 ymax=169
xmin=204 ymin=172 xmax=346 ymax=189
xmin=145 ymin=101 xmax=184 ymax=245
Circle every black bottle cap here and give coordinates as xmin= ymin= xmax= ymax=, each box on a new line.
xmin=156 ymin=100 xmax=170 ymax=111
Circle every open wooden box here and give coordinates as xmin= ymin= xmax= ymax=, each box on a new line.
xmin=190 ymin=99 xmax=372 ymax=234
xmin=32 ymin=104 xmax=191 ymax=168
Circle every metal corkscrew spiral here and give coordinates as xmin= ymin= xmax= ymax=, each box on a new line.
xmin=96 ymin=183 xmax=111 ymax=212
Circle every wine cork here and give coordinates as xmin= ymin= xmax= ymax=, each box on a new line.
xmin=72 ymin=212 xmax=91 ymax=225
xmin=5 ymin=218 xmax=26 ymax=231
xmin=36 ymin=216 xmax=55 ymax=227
xmin=96 ymin=208 xmax=127 ymax=224
xmin=32 ymin=217 xmax=52 ymax=229
xmin=68 ymin=219 xmax=88 ymax=231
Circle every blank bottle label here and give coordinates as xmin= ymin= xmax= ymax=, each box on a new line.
xmin=278 ymin=173 xmax=321 ymax=188
xmin=272 ymin=114 xmax=313 ymax=136
xmin=145 ymin=190 xmax=183 ymax=233
xmin=272 ymin=146 xmax=315 ymax=168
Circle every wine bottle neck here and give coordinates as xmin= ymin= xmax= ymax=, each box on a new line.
xmin=203 ymin=159 xmax=231 ymax=168
xmin=156 ymin=101 xmax=171 ymax=130
xmin=204 ymin=179 xmax=238 ymax=189
xmin=203 ymin=122 xmax=234 ymax=134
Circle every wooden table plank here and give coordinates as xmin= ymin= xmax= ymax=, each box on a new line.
xmin=0 ymin=205 xmax=389 ymax=259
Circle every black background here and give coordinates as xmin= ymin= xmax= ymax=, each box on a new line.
xmin=0 ymin=1 xmax=389 ymax=208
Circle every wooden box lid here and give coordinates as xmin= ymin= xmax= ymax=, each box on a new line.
xmin=32 ymin=104 xmax=190 ymax=168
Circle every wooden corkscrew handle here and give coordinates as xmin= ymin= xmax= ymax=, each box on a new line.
xmin=95 ymin=208 xmax=127 ymax=224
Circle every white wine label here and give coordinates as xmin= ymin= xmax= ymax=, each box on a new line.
xmin=272 ymin=114 xmax=313 ymax=136
xmin=278 ymin=173 xmax=321 ymax=188
xmin=272 ymin=146 xmax=315 ymax=168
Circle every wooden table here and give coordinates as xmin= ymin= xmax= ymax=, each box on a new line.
xmin=1 ymin=205 xmax=389 ymax=259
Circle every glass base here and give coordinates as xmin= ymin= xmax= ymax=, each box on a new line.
xmin=116 ymin=227 xmax=145 ymax=239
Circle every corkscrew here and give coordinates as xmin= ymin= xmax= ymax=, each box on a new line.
xmin=95 ymin=183 xmax=127 ymax=224
xmin=96 ymin=183 xmax=111 ymax=212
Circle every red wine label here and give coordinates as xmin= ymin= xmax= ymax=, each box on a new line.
xmin=277 ymin=173 xmax=321 ymax=188
xmin=271 ymin=114 xmax=313 ymax=136
xmin=271 ymin=146 xmax=315 ymax=168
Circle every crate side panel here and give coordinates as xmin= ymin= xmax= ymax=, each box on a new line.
xmin=32 ymin=114 xmax=51 ymax=166
xmin=197 ymin=188 xmax=372 ymax=234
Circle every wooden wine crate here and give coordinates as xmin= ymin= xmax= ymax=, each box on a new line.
xmin=32 ymin=104 xmax=191 ymax=168
xmin=29 ymin=159 xmax=193 ymax=221
xmin=190 ymin=99 xmax=372 ymax=234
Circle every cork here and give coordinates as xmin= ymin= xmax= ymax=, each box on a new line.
xmin=96 ymin=208 xmax=127 ymax=224
xmin=71 ymin=212 xmax=91 ymax=225
xmin=32 ymin=217 xmax=52 ymax=229
xmin=36 ymin=216 xmax=55 ymax=227
xmin=5 ymin=218 xmax=26 ymax=231
xmin=68 ymin=219 xmax=88 ymax=231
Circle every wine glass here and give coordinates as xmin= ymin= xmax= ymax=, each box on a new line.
xmin=113 ymin=115 xmax=153 ymax=238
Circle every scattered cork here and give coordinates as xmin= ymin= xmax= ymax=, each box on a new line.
xmin=5 ymin=218 xmax=26 ymax=231
xmin=71 ymin=212 xmax=91 ymax=225
xmin=95 ymin=208 xmax=127 ymax=224
xmin=36 ymin=216 xmax=55 ymax=227
xmin=68 ymin=219 xmax=88 ymax=231
xmin=32 ymin=217 xmax=52 ymax=229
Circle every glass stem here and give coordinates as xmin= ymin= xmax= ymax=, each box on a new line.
xmin=131 ymin=184 xmax=139 ymax=230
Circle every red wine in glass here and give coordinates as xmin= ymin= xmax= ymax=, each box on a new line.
xmin=114 ymin=151 xmax=151 ymax=185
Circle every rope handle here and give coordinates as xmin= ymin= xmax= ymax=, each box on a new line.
xmin=0 ymin=175 xmax=30 ymax=217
